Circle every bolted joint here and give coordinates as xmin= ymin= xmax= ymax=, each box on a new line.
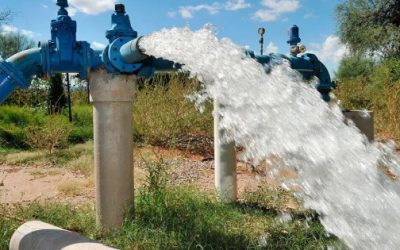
xmin=103 ymin=37 xmax=143 ymax=74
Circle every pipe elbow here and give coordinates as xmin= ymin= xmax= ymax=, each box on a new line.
xmin=7 ymin=48 xmax=43 ymax=84
xmin=0 ymin=48 xmax=43 ymax=103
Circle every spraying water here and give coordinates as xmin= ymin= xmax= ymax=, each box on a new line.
xmin=140 ymin=26 xmax=400 ymax=249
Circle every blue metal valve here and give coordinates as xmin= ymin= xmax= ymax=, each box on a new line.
xmin=287 ymin=25 xmax=301 ymax=46
xmin=102 ymin=4 xmax=142 ymax=74
xmin=248 ymin=24 xmax=334 ymax=102
xmin=0 ymin=0 xmax=102 ymax=103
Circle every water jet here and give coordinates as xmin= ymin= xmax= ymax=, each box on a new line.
xmin=0 ymin=1 xmax=383 ymax=248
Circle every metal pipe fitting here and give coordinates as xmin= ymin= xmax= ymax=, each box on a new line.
xmin=120 ymin=36 xmax=146 ymax=64
xmin=0 ymin=48 xmax=43 ymax=102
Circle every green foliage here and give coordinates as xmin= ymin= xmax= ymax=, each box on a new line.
xmin=335 ymin=55 xmax=376 ymax=81
xmin=0 ymin=185 xmax=338 ymax=249
xmin=0 ymin=9 xmax=11 ymax=24
xmin=0 ymin=73 xmax=213 ymax=151
xmin=336 ymin=0 xmax=400 ymax=59
xmin=134 ymin=73 xmax=213 ymax=150
xmin=0 ymin=202 xmax=96 ymax=250
xmin=3 ymin=77 xmax=48 ymax=108
xmin=335 ymin=60 xmax=400 ymax=139
xmin=0 ymin=106 xmax=48 ymax=148
xmin=0 ymin=154 xmax=338 ymax=249
xmin=48 ymin=73 xmax=67 ymax=114
xmin=69 ymin=105 xmax=93 ymax=144
xmin=0 ymin=32 xmax=34 ymax=59
xmin=26 ymin=115 xmax=72 ymax=154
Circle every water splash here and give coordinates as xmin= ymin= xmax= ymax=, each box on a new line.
xmin=140 ymin=26 xmax=400 ymax=249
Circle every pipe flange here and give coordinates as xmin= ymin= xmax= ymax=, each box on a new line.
xmin=102 ymin=45 xmax=118 ymax=74
xmin=108 ymin=37 xmax=141 ymax=73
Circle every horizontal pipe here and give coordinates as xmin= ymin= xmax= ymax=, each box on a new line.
xmin=120 ymin=36 xmax=146 ymax=64
xmin=120 ymin=37 xmax=183 ymax=73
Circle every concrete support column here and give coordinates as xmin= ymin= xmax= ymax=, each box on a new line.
xmin=90 ymin=69 xmax=135 ymax=232
xmin=214 ymin=101 xmax=237 ymax=203
xmin=343 ymin=110 xmax=374 ymax=141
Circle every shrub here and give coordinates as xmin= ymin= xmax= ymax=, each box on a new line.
xmin=335 ymin=59 xmax=400 ymax=140
xmin=0 ymin=73 xmax=214 ymax=150
xmin=133 ymin=73 xmax=213 ymax=150
xmin=26 ymin=116 xmax=72 ymax=154
xmin=0 ymin=106 xmax=48 ymax=148
xmin=335 ymin=55 xmax=376 ymax=81
xmin=69 ymin=105 xmax=93 ymax=143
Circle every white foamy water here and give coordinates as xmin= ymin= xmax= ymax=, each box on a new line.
xmin=140 ymin=26 xmax=400 ymax=249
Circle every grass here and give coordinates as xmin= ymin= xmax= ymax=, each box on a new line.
xmin=57 ymin=181 xmax=87 ymax=196
xmin=0 ymin=155 xmax=339 ymax=249
xmin=0 ymin=186 xmax=338 ymax=250
xmin=0 ymin=141 xmax=93 ymax=168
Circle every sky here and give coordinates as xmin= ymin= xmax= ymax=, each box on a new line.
xmin=0 ymin=0 xmax=347 ymax=74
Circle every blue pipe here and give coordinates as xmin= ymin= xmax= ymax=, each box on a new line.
xmin=120 ymin=37 xmax=144 ymax=64
xmin=0 ymin=48 xmax=43 ymax=103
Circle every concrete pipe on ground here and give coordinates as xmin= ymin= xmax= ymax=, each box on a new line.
xmin=9 ymin=220 xmax=117 ymax=250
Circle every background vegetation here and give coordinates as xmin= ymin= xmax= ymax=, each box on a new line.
xmin=334 ymin=0 xmax=400 ymax=141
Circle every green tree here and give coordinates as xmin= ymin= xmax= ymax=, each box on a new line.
xmin=48 ymin=73 xmax=66 ymax=114
xmin=336 ymin=55 xmax=376 ymax=80
xmin=0 ymin=9 xmax=12 ymax=24
xmin=0 ymin=32 xmax=35 ymax=59
xmin=0 ymin=9 xmax=34 ymax=59
xmin=336 ymin=0 xmax=400 ymax=59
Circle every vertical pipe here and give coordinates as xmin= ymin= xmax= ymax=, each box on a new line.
xmin=90 ymin=69 xmax=135 ymax=232
xmin=87 ymin=80 xmax=90 ymax=104
xmin=66 ymin=73 xmax=73 ymax=122
xmin=214 ymin=100 xmax=237 ymax=203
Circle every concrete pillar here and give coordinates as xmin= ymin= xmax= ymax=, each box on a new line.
xmin=90 ymin=69 xmax=135 ymax=232
xmin=343 ymin=110 xmax=374 ymax=141
xmin=9 ymin=220 xmax=117 ymax=250
xmin=214 ymin=101 xmax=237 ymax=203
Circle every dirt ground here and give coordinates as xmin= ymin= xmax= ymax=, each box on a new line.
xmin=0 ymin=146 xmax=281 ymax=205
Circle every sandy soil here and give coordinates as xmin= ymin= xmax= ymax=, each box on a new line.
xmin=0 ymin=164 xmax=93 ymax=204
xmin=0 ymin=147 xmax=286 ymax=205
